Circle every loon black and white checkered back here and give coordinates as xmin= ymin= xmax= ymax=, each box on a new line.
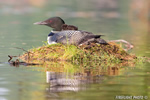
xmin=55 ymin=30 xmax=91 ymax=45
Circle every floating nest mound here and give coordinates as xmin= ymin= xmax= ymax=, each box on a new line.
xmin=19 ymin=42 xmax=137 ymax=64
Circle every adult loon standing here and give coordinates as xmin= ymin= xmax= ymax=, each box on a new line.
xmin=34 ymin=17 xmax=107 ymax=45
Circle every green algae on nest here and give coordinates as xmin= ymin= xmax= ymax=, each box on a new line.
xmin=19 ymin=42 xmax=137 ymax=64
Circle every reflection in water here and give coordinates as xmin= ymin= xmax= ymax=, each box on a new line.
xmin=46 ymin=72 xmax=84 ymax=92
xmin=0 ymin=88 xmax=9 ymax=100
xmin=44 ymin=61 xmax=140 ymax=100
xmin=46 ymin=71 xmax=104 ymax=93
xmin=107 ymin=67 xmax=119 ymax=76
xmin=45 ymin=62 xmax=121 ymax=94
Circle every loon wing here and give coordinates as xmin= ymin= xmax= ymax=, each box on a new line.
xmin=55 ymin=30 xmax=82 ymax=44
xmin=52 ymin=30 xmax=106 ymax=45
xmin=77 ymin=34 xmax=102 ymax=45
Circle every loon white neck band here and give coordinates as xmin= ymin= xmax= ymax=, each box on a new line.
xmin=51 ymin=30 xmax=61 ymax=33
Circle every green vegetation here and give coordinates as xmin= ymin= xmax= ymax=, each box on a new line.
xmin=19 ymin=42 xmax=137 ymax=64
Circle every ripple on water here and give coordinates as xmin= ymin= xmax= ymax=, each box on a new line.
xmin=0 ymin=97 xmax=7 ymax=100
xmin=0 ymin=88 xmax=9 ymax=95
xmin=0 ymin=64 xmax=3 ymax=67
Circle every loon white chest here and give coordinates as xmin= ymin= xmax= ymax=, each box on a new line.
xmin=47 ymin=36 xmax=57 ymax=44
xmin=47 ymin=31 xmax=58 ymax=45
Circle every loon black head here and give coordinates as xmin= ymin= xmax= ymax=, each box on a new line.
xmin=34 ymin=17 xmax=65 ymax=31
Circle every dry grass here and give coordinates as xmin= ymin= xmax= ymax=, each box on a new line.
xmin=19 ymin=42 xmax=137 ymax=64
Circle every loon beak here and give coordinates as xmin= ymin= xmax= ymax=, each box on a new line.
xmin=33 ymin=21 xmax=47 ymax=25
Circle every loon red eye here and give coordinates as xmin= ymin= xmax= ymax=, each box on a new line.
xmin=49 ymin=20 xmax=52 ymax=23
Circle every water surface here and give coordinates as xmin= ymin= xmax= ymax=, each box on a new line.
xmin=0 ymin=0 xmax=150 ymax=100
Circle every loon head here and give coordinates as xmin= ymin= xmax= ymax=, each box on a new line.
xmin=34 ymin=17 xmax=65 ymax=31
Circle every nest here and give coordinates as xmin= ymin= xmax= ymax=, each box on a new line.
xmin=19 ymin=42 xmax=137 ymax=64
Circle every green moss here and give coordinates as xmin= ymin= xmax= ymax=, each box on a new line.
xmin=19 ymin=42 xmax=137 ymax=64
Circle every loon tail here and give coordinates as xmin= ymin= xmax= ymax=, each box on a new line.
xmin=79 ymin=35 xmax=108 ymax=45
xmin=96 ymin=38 xmax=108 ymax=44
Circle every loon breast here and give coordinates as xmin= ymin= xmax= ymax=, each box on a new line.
xmin=47 ymin=32 xmax=57 ymax=44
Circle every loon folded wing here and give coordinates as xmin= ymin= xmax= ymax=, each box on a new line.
xmin=49 ymin=30 xmax=106 ymax=45
xmin=60 ymin=30 xmax=90 ymax=45
xmin=54 ymin=30 xmax=76 ymax=44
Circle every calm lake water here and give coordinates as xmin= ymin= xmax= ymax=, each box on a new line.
xmin=0 ymin=0 xmax=150 ymax=100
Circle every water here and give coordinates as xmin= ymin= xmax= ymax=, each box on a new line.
xmin=0 ymin=0 xmax=150 ymax=100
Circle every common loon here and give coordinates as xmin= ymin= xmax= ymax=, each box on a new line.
xmin=34 ymin=17 xmax=107 ymax=45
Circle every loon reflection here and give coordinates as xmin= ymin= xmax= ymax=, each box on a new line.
xmin=46 ymin=67 xmax=119 ymax=92
xmin=46 ymin=71 xmax=104 ymax=92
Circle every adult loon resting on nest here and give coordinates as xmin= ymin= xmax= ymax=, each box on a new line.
xmin=34 ymin=17 xmax=107 ymax=45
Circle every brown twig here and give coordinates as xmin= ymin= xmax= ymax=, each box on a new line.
xmin=8 ymin=55 xmax=40 ymax=66
xmin=108 ymin=39 xmax=134 ymax=51
xmin=14 ymin=47 xmax=34 ymax=61
xmin=8 ymin=55 xmax=18 ymax=62
xmin=14 ymin=47 xmax=29 ymax=53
